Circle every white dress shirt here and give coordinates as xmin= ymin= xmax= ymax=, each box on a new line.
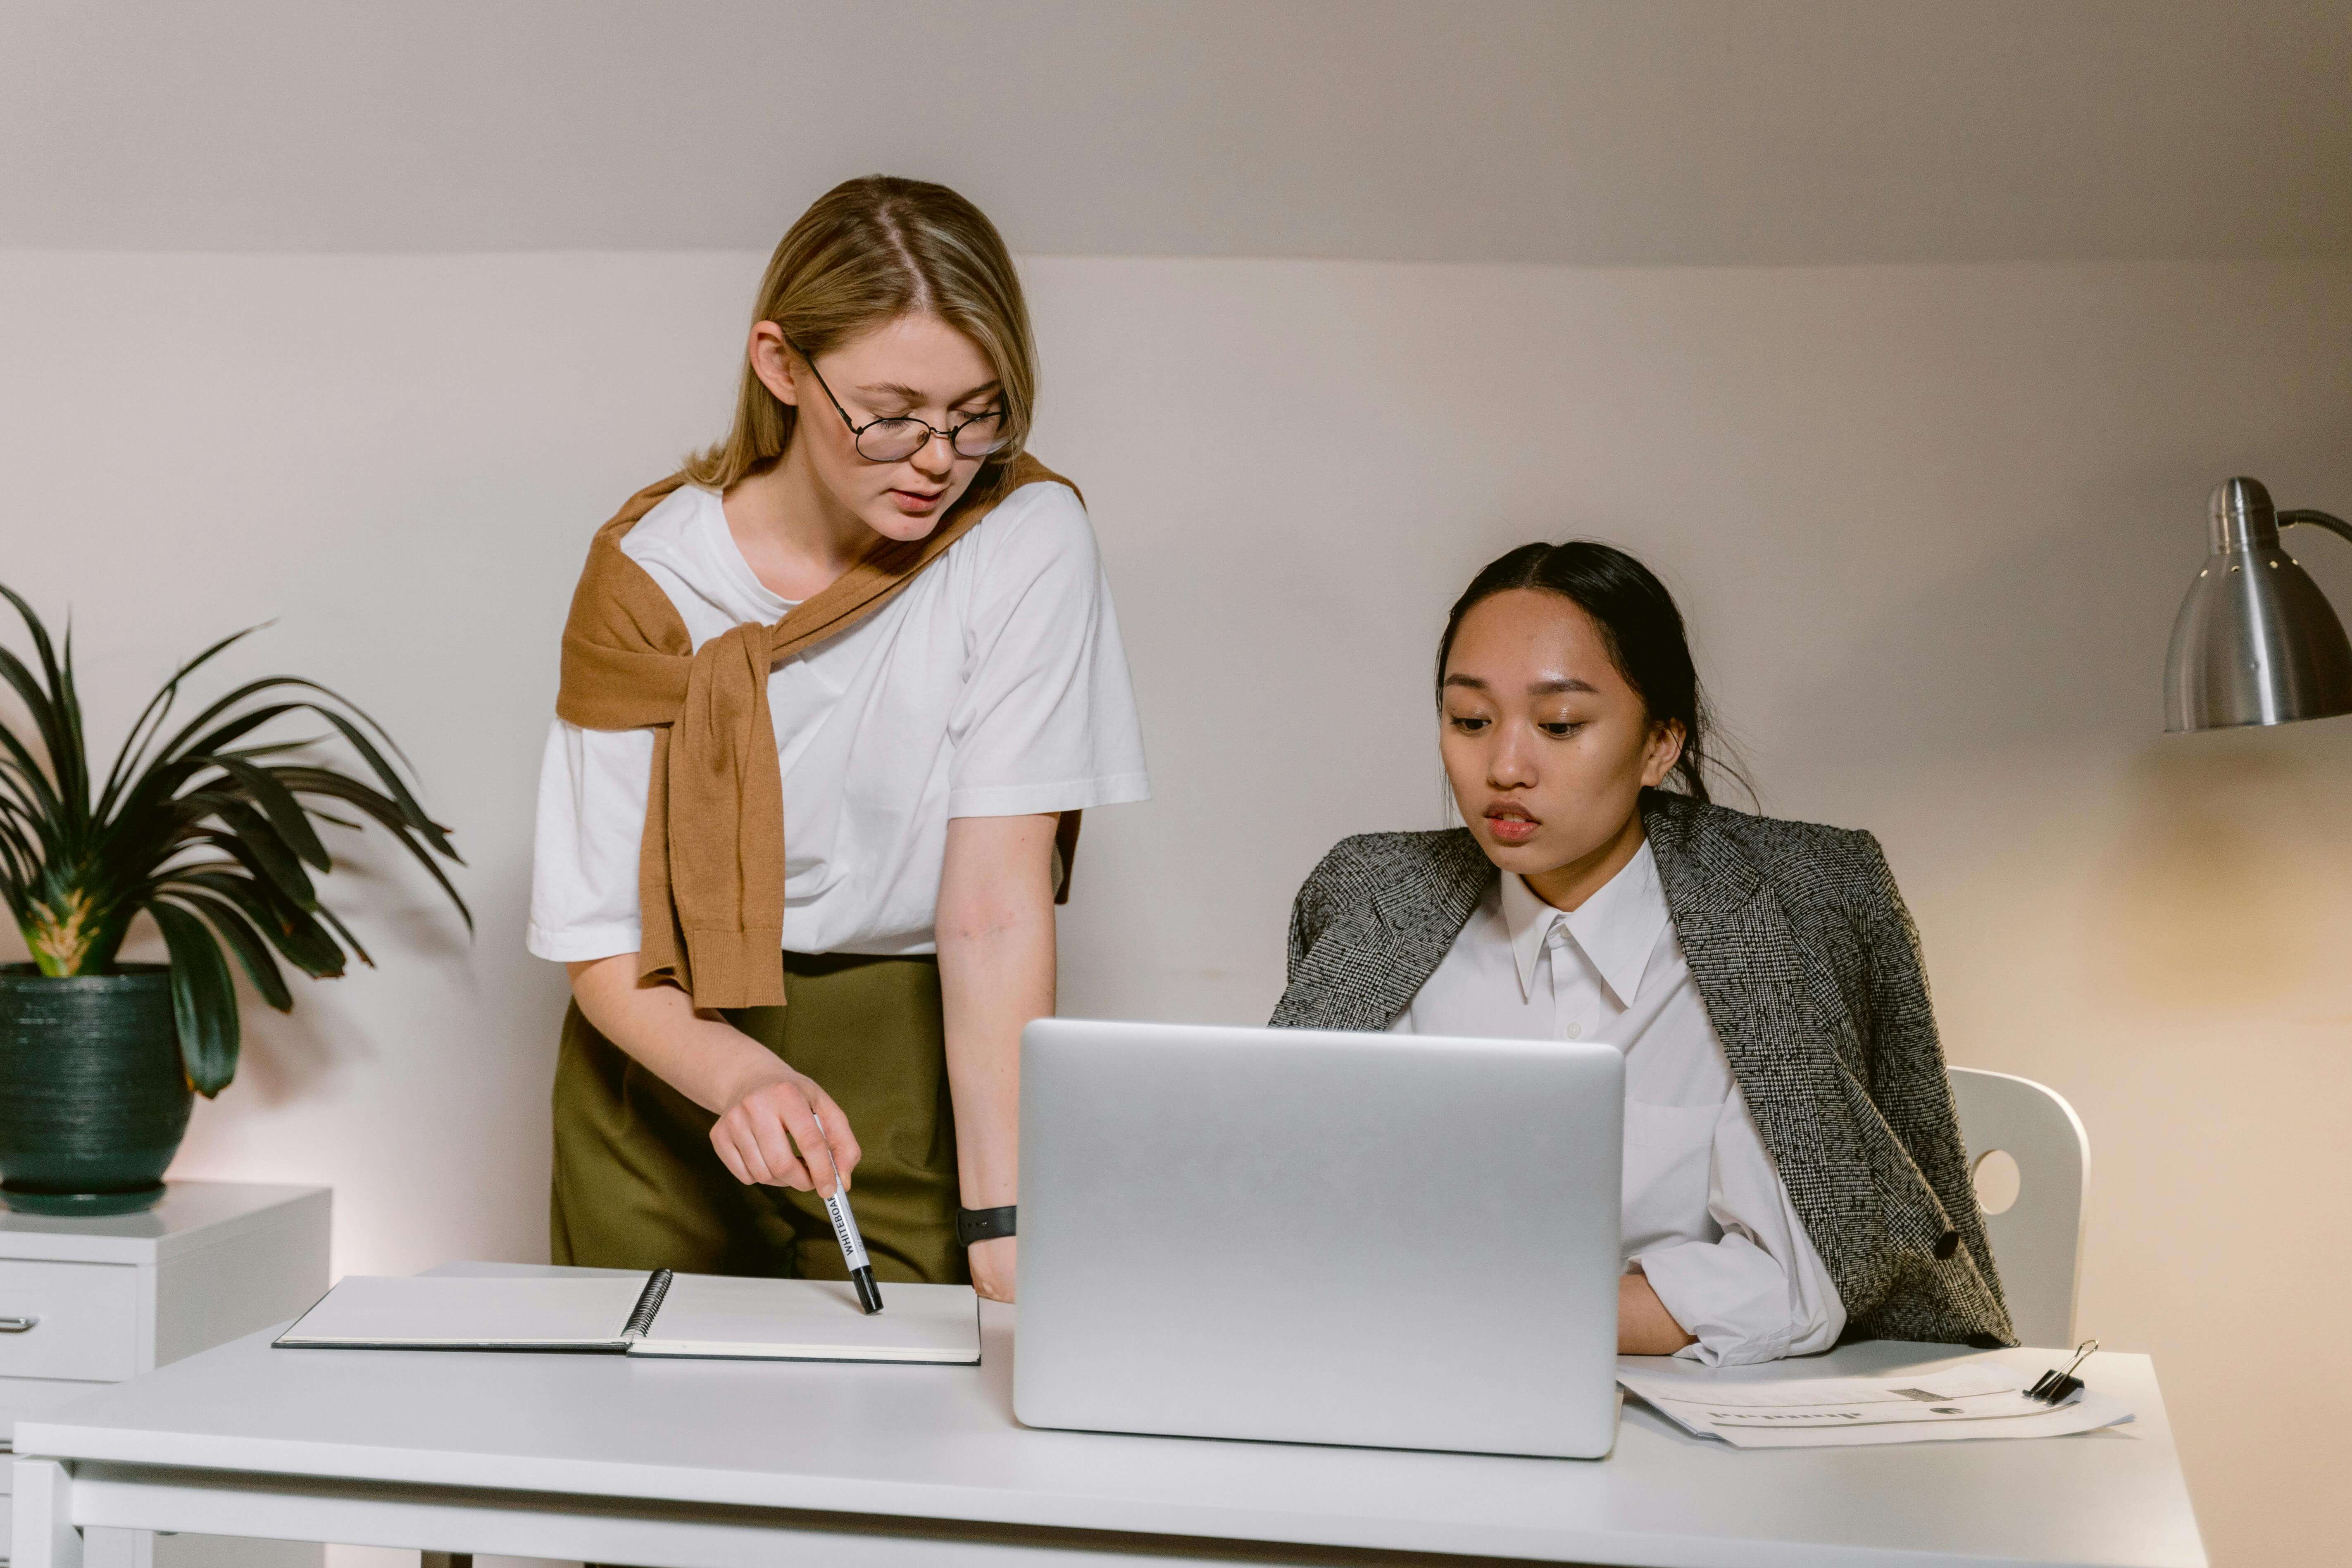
xmin=1394 ymin=842 xmax=1844 ymax=1365
xmin=527 ymin=479 xmax=1150 ymax=960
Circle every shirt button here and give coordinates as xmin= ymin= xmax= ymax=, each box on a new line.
xmin=1564 ymin=1022 xmax=1584 ymax=1039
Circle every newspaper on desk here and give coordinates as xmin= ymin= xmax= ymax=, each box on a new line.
xmin=1617 ymin=1358 xmax=2134 ymax=1449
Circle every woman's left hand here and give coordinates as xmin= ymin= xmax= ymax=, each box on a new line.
xmin=969 ymin=1235 xmax=1017 ymax=1302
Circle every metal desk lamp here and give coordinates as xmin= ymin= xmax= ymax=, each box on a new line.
xmin=2164 ymin=477 xmax=2352 ymax=731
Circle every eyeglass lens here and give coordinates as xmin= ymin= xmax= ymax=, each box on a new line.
xmin=857 ymin=414 xmax=1007 ymax=463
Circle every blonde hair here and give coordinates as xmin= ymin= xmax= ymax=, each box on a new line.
xmin=685 ymin=176 xmax=1037 ymax=492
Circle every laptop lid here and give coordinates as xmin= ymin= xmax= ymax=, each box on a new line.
xmin=1014 ymin=1018 xmax=1624 ymax=1459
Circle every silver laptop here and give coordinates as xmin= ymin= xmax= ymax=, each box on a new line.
xmin=1014 ymin=1018 xmax=1624 ymax=1459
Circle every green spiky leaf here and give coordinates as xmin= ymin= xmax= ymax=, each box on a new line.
xmin=171 ymin=889 xmax=295 ymax=1012
xmin=150 ymin=899 xmax=240 ymax=1096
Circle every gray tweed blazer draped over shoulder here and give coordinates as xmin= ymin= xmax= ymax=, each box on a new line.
xmin=1270 ymin=790 xmax=2015 ymax=1349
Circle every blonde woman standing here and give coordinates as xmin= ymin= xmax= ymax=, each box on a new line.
xmin=528 ymin=177 xmax=1148 ymax=1302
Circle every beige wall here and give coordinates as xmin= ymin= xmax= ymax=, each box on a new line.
xmin=2 ymin=251 xmax=2345 ymax=1564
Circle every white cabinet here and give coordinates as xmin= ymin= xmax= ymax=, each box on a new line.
xmin=0 ymin=1262 xmax=140 ymax=1383
xmin=1 ymin=1183 xmax=330 ymax=1567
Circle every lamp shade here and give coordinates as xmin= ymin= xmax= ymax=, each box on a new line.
xmin=2163 ymin=477 xmax=2352 ymax=732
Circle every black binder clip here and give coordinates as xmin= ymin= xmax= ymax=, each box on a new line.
xmin=2027 ymin=1339 xmax=2097 ymax=1405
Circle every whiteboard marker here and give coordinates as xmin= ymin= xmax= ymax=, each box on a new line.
xmin=810 ymin=1114 xmax=883 ymax=1313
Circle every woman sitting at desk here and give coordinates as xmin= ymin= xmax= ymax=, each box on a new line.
xmin=1271 ymin=542 xmax=2013 ymax=1364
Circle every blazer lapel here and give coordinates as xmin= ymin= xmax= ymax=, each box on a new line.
xmin=1363 ymin=831 xmax=1494 ymax=1023
xmin=1287 ymin=830 xmax=1493 ymax=1031
xmin=1647 ymin=802 xmax=1788 ymax=1090
xmin=1645 ymin=796 xmax=1881 ymax=1303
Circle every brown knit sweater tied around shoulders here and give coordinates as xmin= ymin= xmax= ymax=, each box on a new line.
xmin=553 ymin=453 xmax=1078 ymax=1008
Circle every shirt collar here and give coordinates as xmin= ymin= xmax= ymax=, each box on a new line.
xmin=1499 ymin=842 xmax=1671 ymax=1008
xmin=690 ymin=484 xmax=796 ymax=620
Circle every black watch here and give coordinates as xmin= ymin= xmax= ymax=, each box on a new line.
xmin=957 ymin=1204 xmax=1017 ymax=1247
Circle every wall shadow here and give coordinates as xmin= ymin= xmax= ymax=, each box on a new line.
xmin=2082 ymin=732 xmax=2350 ymax=1015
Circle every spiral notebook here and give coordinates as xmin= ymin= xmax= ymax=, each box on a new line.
xmin=273 ymin=1269 xmax=980 ymax=1363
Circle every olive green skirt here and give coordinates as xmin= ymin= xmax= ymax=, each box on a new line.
xmin=549 ymin=951 xmax=966 ymax=1285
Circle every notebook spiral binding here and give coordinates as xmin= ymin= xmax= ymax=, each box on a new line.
xmin=623 ymin=1268 xmax=675 ymax=1339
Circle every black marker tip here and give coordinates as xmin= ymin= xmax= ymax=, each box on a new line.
xmin=852 ymin=1266 xmax=884 ymax=1314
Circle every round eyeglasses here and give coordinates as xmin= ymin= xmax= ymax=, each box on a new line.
xmin=788 ymin=339 xmax=1011 ymax=464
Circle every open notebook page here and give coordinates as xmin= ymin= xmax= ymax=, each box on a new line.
xmin=634 ymin=1275 xmax=979 ymax=1363
xmin=276 ymin=1275 xmax=648 ymax=1349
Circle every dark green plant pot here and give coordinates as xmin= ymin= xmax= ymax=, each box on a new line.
xmin=0 ymin=964 xmax=190 ymax=1216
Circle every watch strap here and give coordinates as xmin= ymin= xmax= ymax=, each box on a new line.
xmin=957 ymin=1204 xmax=1017 ymax=1247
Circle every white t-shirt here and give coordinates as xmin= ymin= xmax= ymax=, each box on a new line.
xmin=527 ymin=479 xmax=1150 ymax=961
xmin=1393 ymin=845 xmax=1845 ymax=1366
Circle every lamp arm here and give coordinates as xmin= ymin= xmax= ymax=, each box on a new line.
xmin=2280 ymin=509 xmax=2352 ymax=547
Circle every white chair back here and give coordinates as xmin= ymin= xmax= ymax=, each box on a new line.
xmin=1947 ymin=1067 xmax=2089 ymax=1349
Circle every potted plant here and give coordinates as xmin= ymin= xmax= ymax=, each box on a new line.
xmin=0 ymin=585 xmax=469 ymax=1214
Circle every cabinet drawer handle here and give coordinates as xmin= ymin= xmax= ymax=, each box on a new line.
xmin=0 ymin=1314 xmax=38 ymax=1332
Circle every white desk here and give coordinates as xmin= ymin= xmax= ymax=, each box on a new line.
xmin=11 ymin=1263 xmax=2206 ymax=1568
